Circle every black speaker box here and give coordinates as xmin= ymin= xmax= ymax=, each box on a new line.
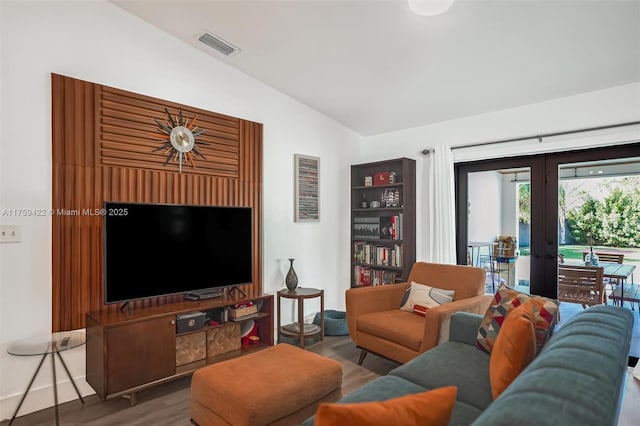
xmin=176 ymin=311 xmax=206 ymax=334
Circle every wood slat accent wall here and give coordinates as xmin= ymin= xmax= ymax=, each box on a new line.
xmin=51 ymin=74 xmax=263 ymax=331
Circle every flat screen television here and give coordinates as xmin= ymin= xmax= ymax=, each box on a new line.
xmin=104 ymin=202 xmax=252 ymax=304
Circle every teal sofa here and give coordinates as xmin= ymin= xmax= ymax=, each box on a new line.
xmin=303 ymin=305 xmax=633 ymax=426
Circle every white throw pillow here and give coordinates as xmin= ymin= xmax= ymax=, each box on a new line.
xmin=400 ymin=281 xmax=455 ymax=313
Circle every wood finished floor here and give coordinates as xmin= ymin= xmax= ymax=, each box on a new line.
xmin=1 ymin=336 xmax=398 ymax=426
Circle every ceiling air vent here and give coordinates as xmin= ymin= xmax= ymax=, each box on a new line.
xmin=197 ymin=31 xmax=240 ymax=56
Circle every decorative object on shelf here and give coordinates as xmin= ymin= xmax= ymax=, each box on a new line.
xmin=382 ymin=188 xmax=400 ymax=207
xmin=240 ymin=320 xmax=259 ymax=346
xmin=374 ymin=172 xmax=390 ymax=186
xmin=585 ymin=247 xmax=599 ymax=266
xmin=494 ymin=236 xmax=517 ymax=258
xmin=152 ymin=107 xmax=208 ymax=173
xmin=294 ymin=154 xmax=320 ymax=222
xmin=286 ymin=258 xmax=299 ymax=290
xmin=228 ymin=302 xmax=258 ymax=320
xmin=389 ymin=172 xmax=397 ymax=184
xmin=364 ymin=176 xmax=373 ymax=186
xmin=361 ymin=193 xmax=368 ymax=208
xmin=282 ymin=322 xmax=321 ymax=334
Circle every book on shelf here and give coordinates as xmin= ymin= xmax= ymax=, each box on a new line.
xmin=390 ymin=215 xmax=396 ymax=240
xmin=391 ymin=214 xmax=403 ymax=241
xmin=354 ymin=217 xmax=380 ymax=223
xmin=353 ymin=215 xmax=403 ymax=241
xmin=354 ymin=242 xmax=402 ymax=266
xmin=353 ymin=217 xmax=380 ymax=239
xmin=380 ymin=215 xmax=403 ymax=240
xmin=353 ymin=265 xmax=398 ymax=287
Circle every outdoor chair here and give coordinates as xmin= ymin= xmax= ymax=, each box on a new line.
xmin=558 ymin=264 xmax=605 ymax=309
xmin=582 ymin=251 xmax=624 ymax=293
xmin=581 ymin=251 xmax=624 ymax=264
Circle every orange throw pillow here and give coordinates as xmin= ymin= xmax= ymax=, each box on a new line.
xmin=489 ymin=301 xmax=537 ymax=399
xmin=315 ymin=386 xmax=457 ymax=426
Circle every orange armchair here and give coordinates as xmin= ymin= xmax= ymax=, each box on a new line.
xmin=346 ymin=262 xmax=491 ymax=365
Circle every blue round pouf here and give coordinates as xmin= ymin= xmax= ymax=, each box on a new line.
xmin=313 ymin=310 xmax=348 ymax=336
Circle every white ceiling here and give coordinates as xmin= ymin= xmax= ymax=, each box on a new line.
xmin=112 ymin=0 xmax=640 ymax=136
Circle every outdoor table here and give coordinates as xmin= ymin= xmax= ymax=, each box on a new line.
xmin=563 ymin=260 xmax=636 ymax=308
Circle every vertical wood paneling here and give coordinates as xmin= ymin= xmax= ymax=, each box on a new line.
xmin=84 ymin=86 xmax=95 ymax=166
xmin=52 ymin=74 xmax=263 ymax=331
xmin=51 ymin=163 xmax=61 ymax=320
xmin=52 ymin=73 xmax=99 ymax=332
xmin=239 ymin=120 xmax=263 ymax=299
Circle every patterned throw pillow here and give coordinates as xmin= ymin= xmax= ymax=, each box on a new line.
xmin=476 ymin=284 xmax=558 ymax=354
xmin=400 ymin=281 xmax=455 ymax=313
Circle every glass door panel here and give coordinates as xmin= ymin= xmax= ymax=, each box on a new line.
xmin=558 ymin=159 xmax=640 ymax=263
xmin=466 ymin=168 xmax=531 ymax=294
xmin=457 ymin=144 xmax=640 ymax=305
xmin=557 ymin=158 xmax=640 ymax=305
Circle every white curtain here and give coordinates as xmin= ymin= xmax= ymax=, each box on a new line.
xmin=426 ymin=145 xmax=457 ymax=264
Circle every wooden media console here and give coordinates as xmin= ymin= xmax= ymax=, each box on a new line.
xmin=86 ymin=293 xmax=274 ymax=402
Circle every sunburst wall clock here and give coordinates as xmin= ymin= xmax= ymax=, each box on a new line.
xmin=152 ymin=108 xmax=208 ymax=173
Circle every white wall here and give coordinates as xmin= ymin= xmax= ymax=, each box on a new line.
xmin=0 ymin=1 xmax=360 ymax=419
xmin=467 ymin=171 xmax=502 ymax=244
xmin=361 ymin=82 xmax=640 ymax=261
xmin=501 ymin=174 xmax=518 ymax=240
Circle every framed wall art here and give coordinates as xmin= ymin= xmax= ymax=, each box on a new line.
xmin=294 ymin=154 xmax=320 ymax=222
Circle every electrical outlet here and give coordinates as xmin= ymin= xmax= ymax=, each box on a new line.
xmin=0 ymin=225 xmax=21 ymax=243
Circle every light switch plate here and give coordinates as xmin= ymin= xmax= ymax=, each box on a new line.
xmin=0 ymin=225 xmax=21 ymax=243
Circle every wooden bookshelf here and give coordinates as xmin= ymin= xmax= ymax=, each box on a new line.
xmin=351 ymin=158 xmax=416 ymax=287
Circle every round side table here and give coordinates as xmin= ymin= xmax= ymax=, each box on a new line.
xmin=7 ymin=330 xmax=86 ymax=426
xmin=277 ymin=288 xmax=324 ymax=348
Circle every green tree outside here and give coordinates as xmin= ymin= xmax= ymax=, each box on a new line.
xmin=517 ymin=177 xmax=639 ymax=249
xmin=566 ymin=188 xmax=640 ymax=248
xmin=519 ymin=183 xmax=530 ymax=225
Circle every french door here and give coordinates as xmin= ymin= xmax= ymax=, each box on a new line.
xmin=455 ymin=143 xmax=640 ymax=299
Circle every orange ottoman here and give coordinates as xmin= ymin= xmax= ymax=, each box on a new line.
xmin=191 ymin=344 xmax=342 ymax=426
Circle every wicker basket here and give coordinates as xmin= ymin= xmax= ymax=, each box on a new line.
xmin=176 ymin=331 xmax=206 ymax=366
xmin=228 ymin=305 xmax=258 ymax=320
xmin=207 ymin=323 xmax=241 ymax=357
